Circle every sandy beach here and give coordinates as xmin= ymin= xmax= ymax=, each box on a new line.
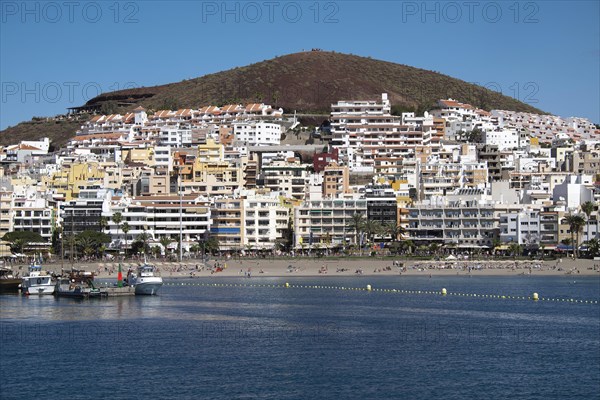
xmin=13 ymin=257 xmax=599 ymax=280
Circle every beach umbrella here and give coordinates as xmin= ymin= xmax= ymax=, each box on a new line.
xmin=117 ymin=263 xmax=123 ymax=287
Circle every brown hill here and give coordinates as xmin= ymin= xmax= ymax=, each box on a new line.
xmin=1 ymin=51 xmax=544 ymax=148
xmin=87 ymin=51 xmax=543 ymax=114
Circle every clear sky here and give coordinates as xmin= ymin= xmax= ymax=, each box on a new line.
xmin=1 ymin=0 xmax=598 ymax=130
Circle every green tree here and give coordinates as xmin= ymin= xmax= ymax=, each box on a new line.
xmin=401 ymin=239 xmax=414 ymax=255
xmin=385 ymin=221 xmax=406 ymax=246
xmin=347 ymin=213 xmax=366 ymax=248
xmin=111 ymin=212 xmax=123 ymax=251
xmin=364 ymin=219 xmax=382 ymax=244
xmin=508 ymin=242 xmax=522 ymax=259
xmin=429 ymin=243 xmax=440 ymax=256
xmin=75 ymin=230 xmax=111 ymax=258
xmin=205 ymin=236 xmax=220 ymax=255
xmin=51 ymin=228 xmax=61 ymax=255
xmin=76 ymin=235 xmax=96 ymax=257
xmin=585 ymin=238 xmax=599 ymax=258
xmin=580 ymin=201 xmax=596 ymax=243
xmin=565 ymin=214 xmax=586 ymax=259
xmin=2 ymin=231 xmax=44 ymax=244
xmin=133 ymin=231 xmax=152 ymax=256
xmin=63 ymin=234 xmax=78 ymax=261
xmin=121 ymin=222 xmax=130 ymax=257
xmin=10 ymin=239 xmax=27 ymax=254
xmin=2 ymin=231 xmax=44 ymax=254
xmin=99 ymin=216 xmax=109 ymax=232
xmin=159 ymin=237 xmax=173 ymax=256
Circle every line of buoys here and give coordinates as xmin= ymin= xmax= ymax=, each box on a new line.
xmin=159 ymin=282 xmax=599 ymax=304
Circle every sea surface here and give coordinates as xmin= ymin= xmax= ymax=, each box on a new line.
xmin=1 ymin=275 xmax=599 ymax=400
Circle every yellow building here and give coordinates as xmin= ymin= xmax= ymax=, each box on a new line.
xmin=122 ymin=148 xmax=156 ymax=166
xmin=197 ymin=138 xmax=224 ymax=163
xmin=50 ymin=162 xmax=105 ymax=200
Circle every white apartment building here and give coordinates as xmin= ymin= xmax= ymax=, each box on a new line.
xmin=331 ymin=93 xmax=436 ymax=172
xmin=233 ymin=121 xmax=281 ymax=146
xmin=499 ymin=208 xmax=543 ymax=245
xmin=294 ymin=198 xmax=367 ymax=249
xmin=12 ymin=196 xmax=54 ymax=244
xmin=430 ymin=99 xmax=496 ymax=140
xmin=260 ymin=161 xmax=310 ymax=201
xmin=158 ymin=126 xmax=193 ymax=147
xmin=482 ymin=129 xmax=521 ymax=150
xmin=104 ymin=194 xmax=211 ymax=253
xmin=419 ymin=161 xmax=488 ymax=199
xmin=407 ymin=190 xmax=498 ymax=249
xmin=210 ymin=197 xmax=244 ymax=252
xmin=0 ymin=188 xmax=14 ymax=241
xmin=243 ymin=195 xmax=289 ymax=250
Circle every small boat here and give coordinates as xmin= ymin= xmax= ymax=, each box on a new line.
xmin=129 ymin=264 xmax=163 ymax=295
xmin=54 ymin=269 xmax=107 ymax=299
xmin=21 ymin=265 xmax=55 ymax=295
xmin=0 ymin=267 xmax=21 ymax=293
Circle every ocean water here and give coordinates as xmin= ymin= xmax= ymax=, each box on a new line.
xmin=1 ymin=275 xmax=599 ymax=400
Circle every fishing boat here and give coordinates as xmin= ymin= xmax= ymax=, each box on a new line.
xmin=21 ymin=265 xmax=55 ymax=295
xmin=129 ymin=264 xmax=163 ymax=295
xmin=0 ymin=267 xmax=21 ymax=293
xmin=54 ymin=269 xmax=107 ymax=299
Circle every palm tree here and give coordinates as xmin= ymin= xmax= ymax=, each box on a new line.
xmin=347 ymin=213 xmax=366 ymax=248
xmin=580 ymin=201 xmax=596 ymax=243
xmin=508 ymin=242 xmax=522 ymax=259
xmin=111 ymin=212 xmax=123 ymax=251
xmin=429 ymin=243 xmax=440 ymax=257
xmin=586 ymin=238 xmax=599 ymax=258
xmin=121 ymin=222 xmax=130 ymax=257
xmin=76 ymin=235 xmax=96 ymax=258
xmin=159 ymin=237 xmax=173 ymax=257
xmin=205 ymin=236 xmax=220 ymax=255
xmin=363 ymin=219 xmax=381 ymax=245
xmin=63 ymin=234 xmax=78 ymax=262
xmin=136 ymin=231 xmax=152 ymax=257
xmin=98 ymin=216 xmax=108 ymax=233
xmin=565 ymin=214 xmax=586 ymax=259
xmin=385 ymin=221 xmax=406 ymax=244
xmin=10 ymin=238 xmax=27 ymax=254
xmin=402 ymin=239 xmax=414 ymax=255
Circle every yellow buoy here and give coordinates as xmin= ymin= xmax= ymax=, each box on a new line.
xmin=533 ymin=292 xmax=539 ymax=301
xmin=285 ymin=282 xmax=290 ymax=288
xmin=366 ymin=285 xmax=372 ymax=291
xmin=441 ymin=288 xmax=447 ymax=296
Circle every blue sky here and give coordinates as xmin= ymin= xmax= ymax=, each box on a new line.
xmin=1 ymin=0 xmax=598 ymax=130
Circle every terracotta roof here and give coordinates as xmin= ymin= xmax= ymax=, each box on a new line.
xmin=245 ymin=103 xmax=262 ymax=112
xmin=18 ymin=144 xmax=42 ymax=151
xmin=221 ymin=104 xmax=241 ymax=113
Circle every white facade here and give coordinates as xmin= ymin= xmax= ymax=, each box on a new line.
xmin=158 ymin=126 xmax=192 ymax=147
xmin=243 ymin=196 xmax=289 ymax=250
xmin=12 ymin=197 xmax=54 ymax=243
xmin=499 ymin=208 xmax=542 ymax=245
xmin=103 ymin=195 xmax=211 ymax=253
xmin=233 ymin=121 xmax=281 ymax=146
xmin=482 ymin=129 xmax=521 ymax=150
